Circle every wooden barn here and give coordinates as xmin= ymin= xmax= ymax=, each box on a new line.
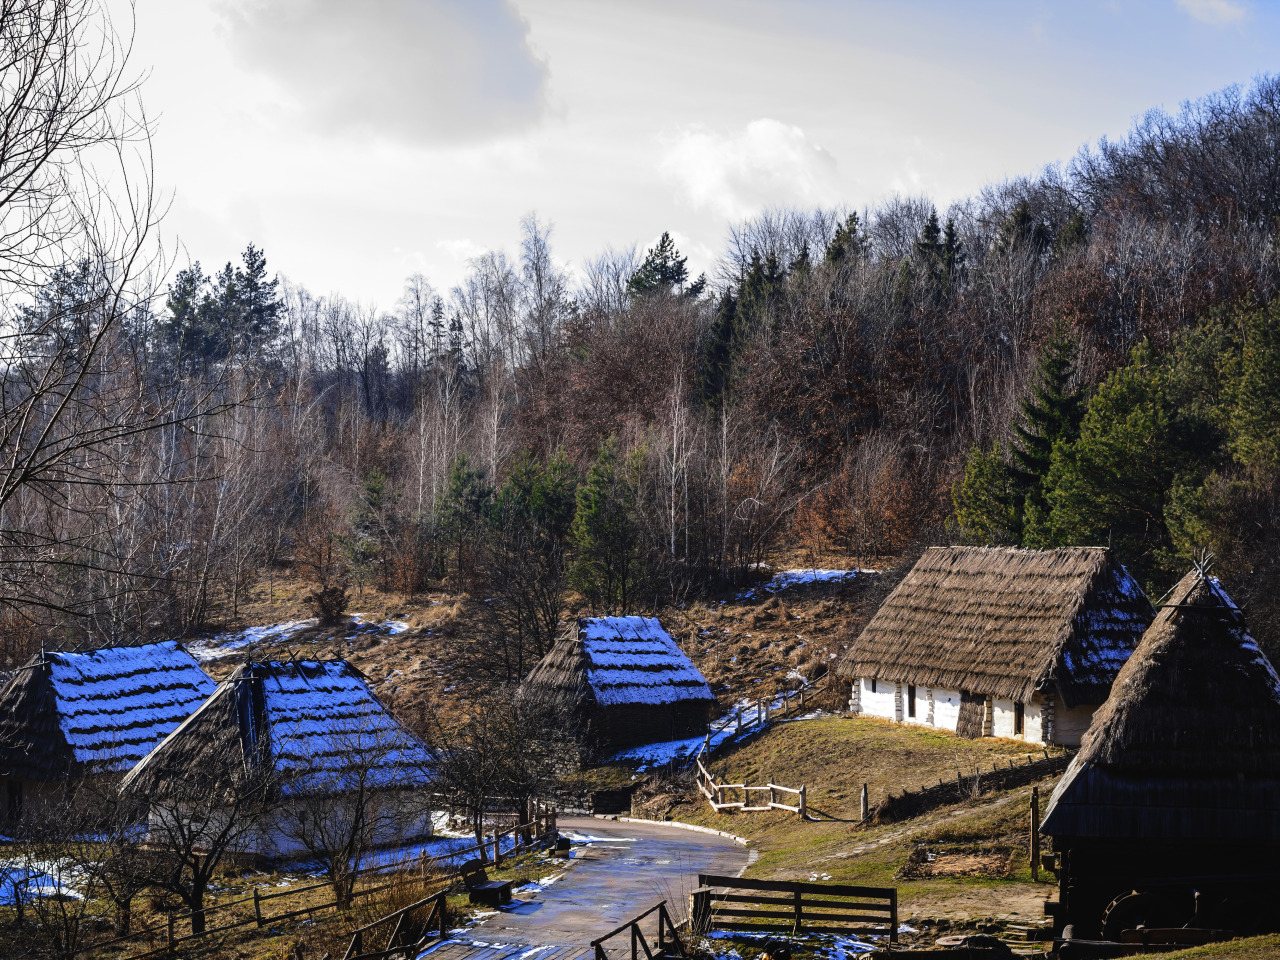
xmin=518 ymin=616 xmax=716 ymax=752
xmin=1040 ymin=568 xmax=1280 ymax=941
xmin=122 ymin=659 xmax=434 ymax=860
xmin=0 ymin=641 xmax=217 ymax=824
xmin=836 ymin=547 xmax=1153 ymax=747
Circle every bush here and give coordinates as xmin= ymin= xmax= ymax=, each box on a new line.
xmin=305 ymin=585 xmax=349 ymax=624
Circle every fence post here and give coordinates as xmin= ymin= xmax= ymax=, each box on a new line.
xmin=736 ymin=707 xmax=742 ymax=732
xmin=793 ymin=887 xmax=803 ymax=934
xmin=860 ymin=782 xmax=869 ymax=821
xmin=798 ymin=785 xmax=807 ymax=819
xmin=768 ymin=785 xmax=775 ymax=808
xmin=889 ymin=889 xmax=899 ymax=943
xmin=1030 ymin=786 xmax=1040 ymax=881
xmin=166 ymin=915 xmax=175 ymax=955
xmin=493 ymin=831 xmax=501 ymax=868
xmin=253 ymin=887 xmax=263 ymax=928
xmin=690 ymin=887 xmax=711 ymax=935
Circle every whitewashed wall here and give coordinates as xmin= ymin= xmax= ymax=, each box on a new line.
xmin=852 ymin=678 xmax=898 ymax=720
xmin=930 ymin=688 xmax=963 ymax=732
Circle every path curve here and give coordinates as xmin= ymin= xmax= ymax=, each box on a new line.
xmin=422 ymin=816 xmax=749 ymax=960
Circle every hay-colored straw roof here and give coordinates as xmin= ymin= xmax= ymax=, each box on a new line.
xmin=0 ymin=641 xmax=216 ymax=780
xmin=836 ymin=546 xmax=1153 ymax=705
xmin=520 ymin=616 xmax=715 ymax=708
xmin=1041 ymin=569 xmax=1280 ymax=840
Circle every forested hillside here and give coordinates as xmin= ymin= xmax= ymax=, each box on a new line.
xmin=7 ymin=75 xmax=1280 ymax=669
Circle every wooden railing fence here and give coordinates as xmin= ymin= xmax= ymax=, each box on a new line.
xmin=81 ymin=815 xmax=554 ymax=960
xmin=868 ymin=750 xmax=1071 ymax=824
xmin=689 ymin=874 xmax=897 ymax=941
xmin=341 ymin=889 xmax=448 ymax=960
xmin=591 ymin=901 xmax=687 ymax=960
xmin=694 ymin=751 xmax=807 ymax=818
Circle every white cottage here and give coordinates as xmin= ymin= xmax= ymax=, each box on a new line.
xmin=836 ymin=547 xmax=1153 ymax=747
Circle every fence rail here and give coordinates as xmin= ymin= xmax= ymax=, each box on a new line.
xmin=341 ymin=889 xmax=448 ymax=960
xmin=591 ymin=900 xmax=687 ymax=960
xmin=868 ymin=751 xmax=1071 ymax=824
xmin=690 ymin=874 xmax=897 ymax=941
xmin=695 ymin=753 xmax=807 ymax=818
xmin=84 ymin=814 xmax=555 ymax=960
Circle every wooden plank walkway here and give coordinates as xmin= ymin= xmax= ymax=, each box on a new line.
xmin=417 ymin=938 xmax=592 ymax=960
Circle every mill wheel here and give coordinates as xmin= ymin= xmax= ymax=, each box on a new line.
xmin=1101 ymin=891 xmax=1179 ymax=940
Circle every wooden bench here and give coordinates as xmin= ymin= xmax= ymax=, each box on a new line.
xmin=459 ymin=859 xmax=512 ymax=907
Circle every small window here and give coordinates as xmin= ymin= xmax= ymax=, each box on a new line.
xmin=870 ymin=678 xmax=877 ymax=694
xmin=907 ymin=685 xmax=917 ymax=718
xmin=1014 ymin=701 xmax=1025 ymax=736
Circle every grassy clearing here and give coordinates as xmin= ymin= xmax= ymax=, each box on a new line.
xmin=624 ymin=716 xmax=1062 ymax=924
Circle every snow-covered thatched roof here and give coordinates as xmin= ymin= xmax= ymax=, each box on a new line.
xmin=520 ymin=616 xmax=715 ymax=709
xmin=836 ymin=546 xmax=1154 ymax=706
xmin=1042 ymin=569 xmax=1280 ymax=841
xmin=122 ymin=659 xmax=432 ymax=798
xmin=0 ymin=641 xmax=217 ymax=779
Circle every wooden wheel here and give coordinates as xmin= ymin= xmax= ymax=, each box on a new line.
xmin=1101 ymin=891 xmax=1179 ymax=940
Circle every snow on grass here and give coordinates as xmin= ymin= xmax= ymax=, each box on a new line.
xmin=606 ymin=682 xmax=827 ymax=770
xmin=738 ymin=568 xmax=875 ymax=600
xmin=0 ymin=860 xmax=85 ymax=904
xmin=189 ymin=615 xmax=415 ymax=662
xmin=704 ymin=929 xmax=878 ymax=958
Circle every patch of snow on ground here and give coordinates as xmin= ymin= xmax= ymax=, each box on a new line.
xmin=0 ymin=861 xmax=85 ymax=904
xmin=738 ymin=568 xmax=876 ymax=600
xmin=704 ymin=930 xmax=878 ymax=959
xmin=188 ymin=620 xmax=312 ymax=661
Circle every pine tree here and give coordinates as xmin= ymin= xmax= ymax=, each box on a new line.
xmin=570 ymin=438 xmax=643 ymax=611
xmin=913 ymin=211 xmax=942 ymax=260
xmin=1009 ymin=329 xmax=1085 ymax=520
xmin=626 ymin=232 xmax=688 ymax=299
xmin=942 ymin=217 xmax=964 ymax=280
xmin=698 ymin=289 xmax=738 ymax=405
xmin=824 ymin=212 xmax=863 ymax=266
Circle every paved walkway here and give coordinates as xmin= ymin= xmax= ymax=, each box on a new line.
xmin=418 ymin=817 xmax=749 ymax=960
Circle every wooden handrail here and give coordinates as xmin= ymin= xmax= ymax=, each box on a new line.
xmin=690 ymin=875 xmax=896 ymax=942
xmin=592 ymin=901 xmax=686 ymax=960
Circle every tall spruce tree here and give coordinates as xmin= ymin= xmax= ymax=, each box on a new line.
xmin=1010 ymin=329 xmax=1085 ymax=532
xmin=626 ymin=232 xmax=688 ymax=299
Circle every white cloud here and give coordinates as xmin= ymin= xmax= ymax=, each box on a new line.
xmin=1176 ymin=0 xmax=1247 ymax=24
xmin=659 ymin=119 xmax=839 ymax=221
xmin=216 ymin=0 xmax=548 ymax=145
xmin=436 ymin=238 xmax=488 ymax=261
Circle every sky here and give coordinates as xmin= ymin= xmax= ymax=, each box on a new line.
xmin=130 ymin=0 xmax=1280 ymax=307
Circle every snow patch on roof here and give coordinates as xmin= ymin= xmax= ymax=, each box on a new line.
xmin=46 ymin=642 xmax=216 ymax=770
xmin=580 ymin=617 xmax=714 ymax=707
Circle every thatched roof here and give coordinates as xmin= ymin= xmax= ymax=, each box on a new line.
xmin=836 ymin=546 xmax=1153 ymax=705
xmin=520 ymin=616 xmax=715 ymax=709
xmin=1041 ymin=569 xmax=1280 ymax=841
xmin=122 ymin=659 xmax=432 ymax=799
xmin=0 ymin=642 xmax=217 ymax=780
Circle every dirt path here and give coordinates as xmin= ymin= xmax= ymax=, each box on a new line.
xmin=423 ymin=817 xmax=748 ymax=959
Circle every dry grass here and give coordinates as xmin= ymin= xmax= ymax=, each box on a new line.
xmin=1159 ymin=936 xmax=1280 ymax=959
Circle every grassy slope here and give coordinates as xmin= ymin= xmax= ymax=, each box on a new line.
xmin=1160 ymin=936 xmax=1280 ymax=959
xmin=629 ymin=716 xmax=1063 ymax=923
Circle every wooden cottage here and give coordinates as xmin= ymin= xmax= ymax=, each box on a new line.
xmin=0 ymin=641 xmax=217 ymax=823
xmin=1040 ymin=569 xmax=1280 ymax=940
xmin=122 ymin=659 xmax=434 ymax=860
xmin=518 ymin=616 xmax=716 ymax=752
xmin=836 ymin=547 xmax=1153 ymax=746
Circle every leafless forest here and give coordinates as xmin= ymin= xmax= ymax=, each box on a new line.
xmin=4 ymin=0 xmax=1280 ymax=673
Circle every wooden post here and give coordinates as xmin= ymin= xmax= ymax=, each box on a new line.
xmin=800 ymin=686 xmax=806 ymax=710
xmin=493 ymin=831 xmax=501 ymax=868
xmin=768 ymin=785 xmax=775 ymax=808
xmin=793 ymin=887 xmax=803 ymax=934
xmin=1030 ymin=786 xmax=1040 ymax=881
xmin=889 ymin=890 xmax=899 ymax=944
xmin=860 ymin=782 xmax=869 ymax=821
xmin=798 ymin=784 xmax=807 ymax=819
xmin=167 ymin=915 xmax=175 ymax=955
xmin=736 ymin=707 xmax=742 ymax=732
xmin=253 ymin=887 xmax=263 ymax=927
xmin=691 ymin=887 xmax=712 ymax=935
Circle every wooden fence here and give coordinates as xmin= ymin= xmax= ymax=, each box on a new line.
xmin=591 ymin=901 xmax=687 ymax=960
xmin=694 ymin=750 xmax=807 ymax=818
xmin=868 ymin=751 xmax=1071 ymax=824
xmin=340 ymin=889 xmax=448 ymax=960
xmin=689 ymin=874 xmax=897 ymax=941
xmin=80 ymin=815 xmax=554 ymax=959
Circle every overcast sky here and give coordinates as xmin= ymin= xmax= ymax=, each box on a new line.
xmin=134 ymin=0 xmax=1280 ymax=306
